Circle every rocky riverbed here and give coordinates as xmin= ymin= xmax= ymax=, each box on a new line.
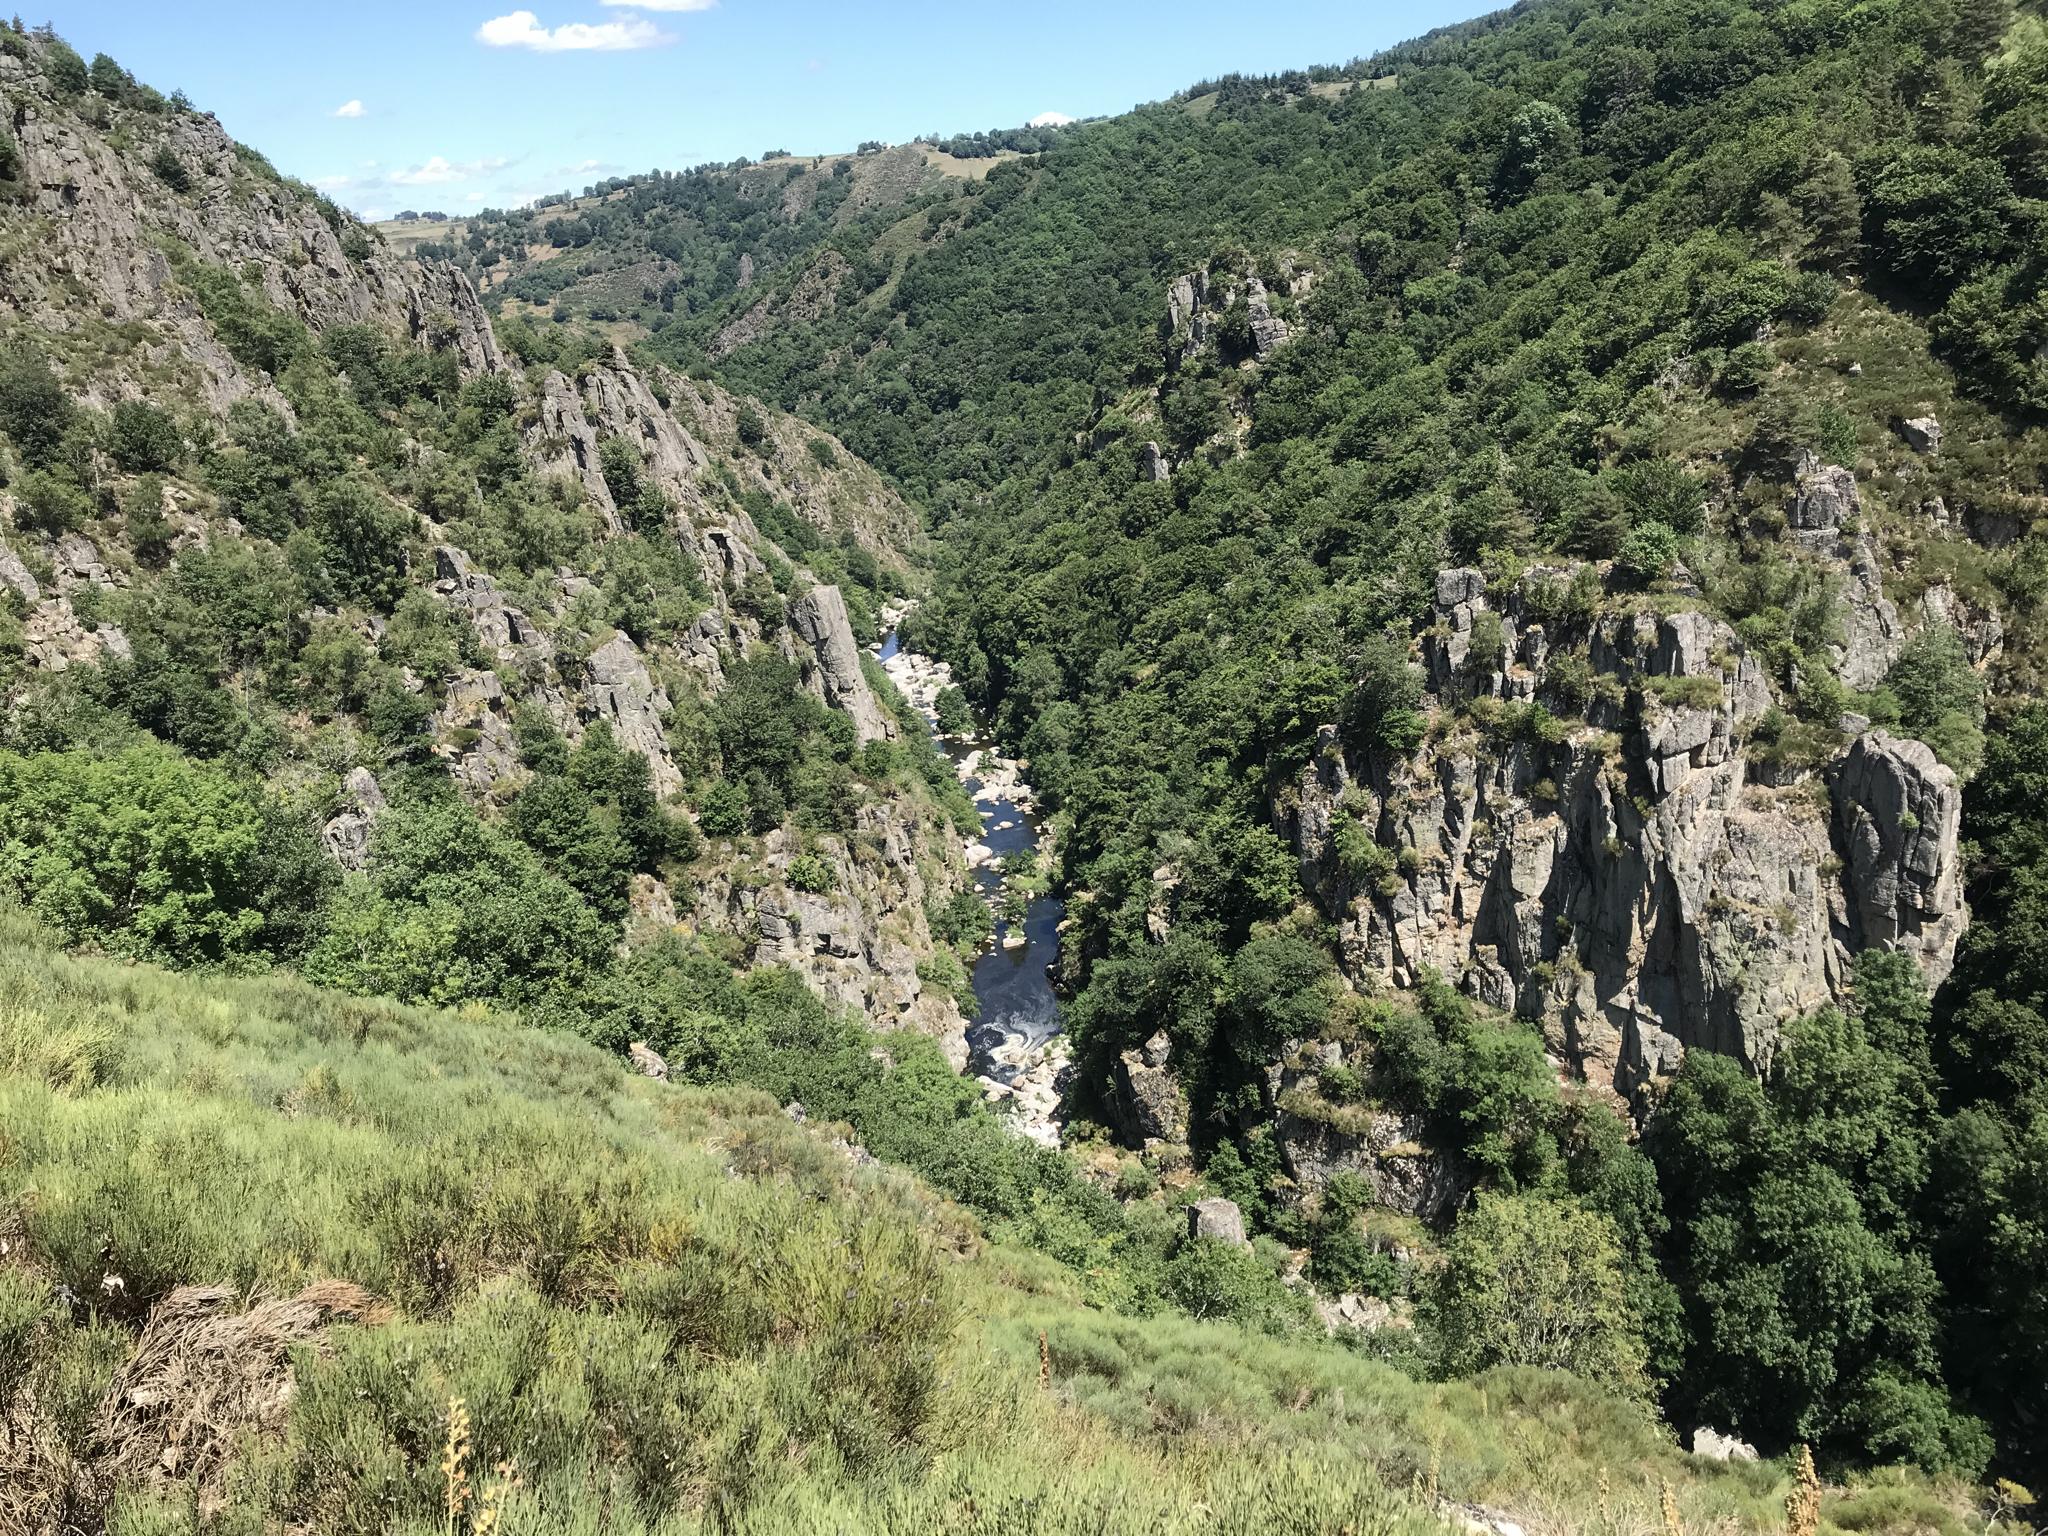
xmin=878 ymin=620 xmax=1071 ymax=1146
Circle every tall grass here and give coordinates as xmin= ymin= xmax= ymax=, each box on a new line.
xmin=0 ymin=914 xmax=1991 ymax=1534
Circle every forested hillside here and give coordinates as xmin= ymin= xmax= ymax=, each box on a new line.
xmin=6 ymin=0 xmax=2048 ymax=1523
xmin=633 ymin=0 xmax=2048 ymax=1487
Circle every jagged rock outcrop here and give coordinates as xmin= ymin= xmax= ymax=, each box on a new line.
xmin=790 ymin=584 xmax=893 ymax=744
xmin=1787 ymin=455 xmax=1902 ymax=687
xmin=1273 ymin=1047 xmax=1467 ymax=1220
xmin=432 ymin=546 xmax=553 ymax=661
xmin=1279 ymin=562 xmax=1971 ymax=1098
xmin=1166 ymin=257 xmax=1313 ymax=365
xmin=1835 ymin=732 xmax=1965 ymax=983
xmin=0 ymin=47 xmax=496 ymax=413
xmin=320 ymin=768 xmax=386 ymax=871
xmin=0 ymin=39 xmax=972 ymax=1070
xmin=1898 ymin=415 xmax=1943 ymax=455
xmin=1109 ymin=1030 xmax=1186 ymax=1146
xmin=583 ymin=633 xmax=683 ymax=798
xmin=693 ymin=806 xmax=970 ymax=1052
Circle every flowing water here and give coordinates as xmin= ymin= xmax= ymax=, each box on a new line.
xmin=878 ymin=629 xmax=1066 ymax=1132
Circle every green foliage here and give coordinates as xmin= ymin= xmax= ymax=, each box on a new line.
xmin=1365 ymin=975 xmax=1557 ymax=1187
xmin=1164 ymin=1236 xmax=1313 ymax=1335
xmin=1429 ymin=1193 xmax=1649 ymax=1396
xmin=785 ymin=851 xmax=836 ymax=894
xmin=1648 ymin=960 xmax=1991 ymax=1475
xmin=43 ymin=37 xmax=88 ymax=94
xmin=0 ymin=743 xmax=325 ymax=966
xmin=0 ymin=349 xmax=75 ymax=466
xmin=933 ymin=684 xmax=973 ymax=736
xmin=106 ymin=400 xmax=181 ymax=473
xmin=1879 ymin=625 xmax=1985 ymax=777
xmin=6 ymin=918 xmax=1909 ymax=1534
xmin=11 ymin=468 xmax=92 ymax=534
xmin=147 ymin=143 xmax=190 ymax=193
xmin=507 ymin=721 xmax=688 ymax=921
xmin=181 ymin=260 xmax=307 ymax=377
xmin=734 ymin=401 xmax=767 ymax=449
xmin=304 ymin=796 xmax=617 ymax=1018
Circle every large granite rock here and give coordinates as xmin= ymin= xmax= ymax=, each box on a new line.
xmin=789 ymin=584 xmax=893 ymax=744
xmin=1110 ymin=1030 xmax=1186 ymax=1146
xmin=1835 ymin=731 xmax=1966 ymax=986
xmin=1188 ymin=1197 xmax=1250 ymax=1248
xmin=320 ymin=767 xmax=386 ymax=871
xmin=582 ymin=633 xmax=682 ymax=797
xmin=1281 ymin=559 xmax=1970 ymax=1099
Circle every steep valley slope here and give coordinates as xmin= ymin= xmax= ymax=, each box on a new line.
xmin=5 ymin=2 xmax=2048 ymax=1524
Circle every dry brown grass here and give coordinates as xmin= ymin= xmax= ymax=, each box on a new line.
xmin=94 ymin=1280 xmax=384 ymax=1509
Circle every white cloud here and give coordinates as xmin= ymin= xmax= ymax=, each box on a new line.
xmin=1027 ymin=111 xmax=1075 ymax=127
xmin=476 ymin=9 xmax=673 ymax=51
xmin=466 ymin=191 xmax=488 ymax=202
xmin=333 ymin=99 xmax=367 ymax=119
xmin=389 ymin=156 xmax=463 ymax=186
xmin=599 ymin=0 xmax=715 ymax=9
xmin=387 ymin=153 xmax=512 ymax=186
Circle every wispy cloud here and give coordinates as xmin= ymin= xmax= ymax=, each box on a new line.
xmin=476 ymin=9 xmax=673 ymax=51
xmin=316 ymin=155 xmax=517 ymax=201
xmin=1028 ymin=111 xmax=1075 ymax=127
xmin=333 ymin=99 xmax=367 ymax=119
xmin=390 ymin=154 xmax=512 ymax=186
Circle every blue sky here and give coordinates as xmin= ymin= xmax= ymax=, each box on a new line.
xmin=39 ymin=1 xmax=1487 ymax=219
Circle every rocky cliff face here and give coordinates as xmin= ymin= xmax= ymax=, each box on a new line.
xmin=1275 ymin=558 xmax=1970 ymax=1100
xmin=0 ymin=48 xmax=498 ymax=413
xmin=0 ymin=37 xmax=970 ymax=1052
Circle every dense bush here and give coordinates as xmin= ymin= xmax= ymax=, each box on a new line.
xmin=0 ymin=743 xmax=324 ymax=965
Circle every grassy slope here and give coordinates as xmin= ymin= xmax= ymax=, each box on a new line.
xmin=0 ymin=908 xmax=1983 ymax=1535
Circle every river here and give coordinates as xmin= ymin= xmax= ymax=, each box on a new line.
xmin=877 ymin=628 xmax=1069 ymax=1143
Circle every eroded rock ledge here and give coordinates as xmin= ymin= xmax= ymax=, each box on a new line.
xmin=1275 ymin=562 xmax=1969 ymax=1099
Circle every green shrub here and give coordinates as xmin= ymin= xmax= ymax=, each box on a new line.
xmin=107 ymin=400 xmax=181 ymax=472
xmin=0 ymin=351 xmax=76 ymax=466
xmin=1427 ymin=1192 xmax=1649 ymax=1396
xmin=0 ymin=743 xmax=322 ymax=965
xmin=148 ymin=143 xmax=191 ymax=192
xmin=786 ymin=852 xmax=836 ymax=894
xmin=12 ymin=468 xmax=92 ymax=533
xmin=44 ymin=38 xmax=88 ymax=93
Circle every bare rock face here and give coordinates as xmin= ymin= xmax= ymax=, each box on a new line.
xmin=320 ymin=767 xmax=386 ymax=872
xmin=582 ymin=633 xmax=683 ymax=798
xmin=0 ymin=542 xmax=40 ymax=604
xmin=693 ymin=806 xmax=971 ymax=1051
xmin=1778 ymin=458 xmax=1903 ymax=689
xmin=1280 ymin=561 xmax=1970 ymax=1099
xmin=1110 ymin=1030 xmax=1186 ymax=1146
xmin=1691 ymin=1427 xmax=1760 ymax=1462
xmin=433 ymin=545 xmax=553 ymax=662
xmin=1835 ymin=732 xmax=1965 ymax=987
xmin=1274 ymin=1087 xmax=1467 ymax=1223
xmin=433 ymin=669 xmax=525 ymax=794
xmin=1139 ymin=441 xmax=1170 ymax=482
xmin=1788 ymin=454 xmax=1860 ymax=533
xmin=789 ymin=584 xmax=893 ymax=744
xmin=1188 ymin=1197 xmax=1250 ymax=1248
xmin=1165 ymin=258 xmax=1311 ymax=365
xmin=0 ymin=53 xmax=496 ymax=413
xmin=527 ymin=370 xmax=618 ymax=530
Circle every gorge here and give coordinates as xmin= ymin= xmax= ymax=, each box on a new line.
xmin=4 ymin=1 xmax=2048 ymax=1527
